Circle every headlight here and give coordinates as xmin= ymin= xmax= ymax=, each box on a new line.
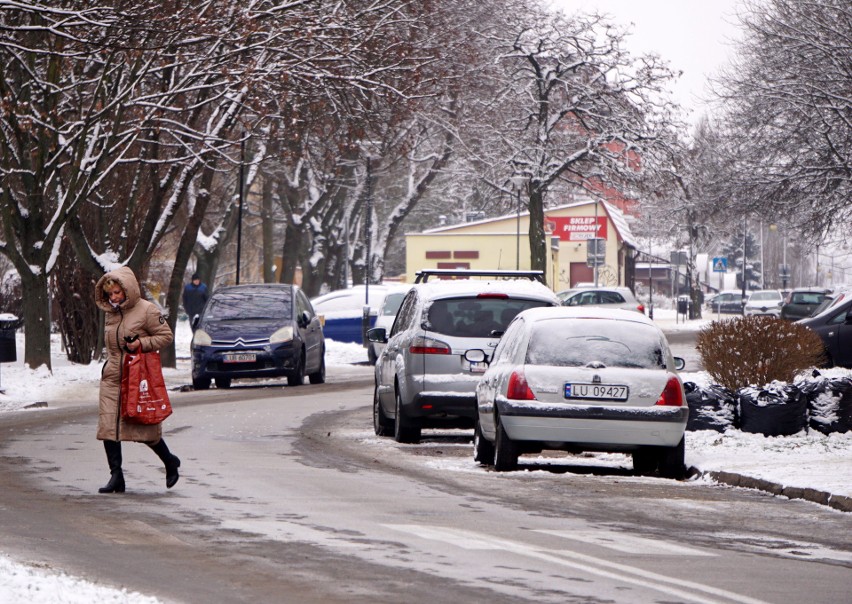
xmin=269 ymin=326 xmax=294 ymax=344
xmin=192 ymin=329 xmax=212 ymax=347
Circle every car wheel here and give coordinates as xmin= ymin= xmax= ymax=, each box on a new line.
xmin=493 ymin=416 xmax=518 ymax=472
xmin=373 ymin=384 xmax=393 ymax=436
xmin=287 ymin=351 xmax=305 ymax=387
xmin=214 ymin=377 xmax=231 ymax=389
xmin=309 ymin=354 xmax=326 ymax=384
xmin=632 ymin=448 xmax=658 ymax=475
xmin=658 ymin=436 xmax=686 ymax=480
xmin=192 ymin=376 xmax=211 ymax=390
xmin=393 ymin=388 xmax=420 ymax=444
xmin=473 ymin=415 xmax=494 ymax=465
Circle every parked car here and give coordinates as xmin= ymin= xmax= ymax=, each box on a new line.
xmin=311 ymin=285 xmax=389 ymax=345
xmin=191 ymin=284 xmax=325 ymax=389
xmin=780 ymin=287 xmax=832 ymax=321
xmin=743 ymin=289 xmax=784 ymax=317
xmin=799 ymin=296 xmax=852 ymax=368
xmin=557 ymin=286 xmax=645 ymax=314
xmin=469 ymin=306 xmax=688 ymax=477
xmin=368 ymin=284 xmax=412 ymax=364
xmin=367 ymin=273 xmax=559 ymax=443
xmin=809 ymin=288 xmax=850 ymax=317
xmin=709 ymin=290 xmax=745 ymax=314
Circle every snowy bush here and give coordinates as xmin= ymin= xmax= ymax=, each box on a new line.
xmin=696 ymin=315 xmax=825 ymax=391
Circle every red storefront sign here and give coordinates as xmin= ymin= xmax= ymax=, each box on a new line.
xmin=546 ymin=216 xmax=608 ymax=241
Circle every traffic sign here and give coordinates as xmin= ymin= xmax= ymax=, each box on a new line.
xmin=712 ymin=257 xmax=728 ymax=273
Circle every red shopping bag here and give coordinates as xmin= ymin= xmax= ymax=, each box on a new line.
xmin=121 ymin=351 xmax=173 ymax=424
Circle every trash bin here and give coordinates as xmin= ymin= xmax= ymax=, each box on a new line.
xmin=0 ymin=313 xmax=21 ymax=363
xmin=677 ymin=295 xmax=689 ymax=315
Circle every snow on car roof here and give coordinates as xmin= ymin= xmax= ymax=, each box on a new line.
xmin=516 ymin=305 xmax=657 ymax=326
xmin=415 ymin=278 xmax=559 ymax=302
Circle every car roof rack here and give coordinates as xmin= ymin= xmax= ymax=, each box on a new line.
xmin=414 ymin=269 xmax=545 ymax=284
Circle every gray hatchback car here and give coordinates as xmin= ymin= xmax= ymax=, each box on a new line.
xmin=368 ymin=271 xmax=559 ymax=443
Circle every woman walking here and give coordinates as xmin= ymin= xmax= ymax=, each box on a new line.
xmin=94 ymin=266 xmax=181 ymax=493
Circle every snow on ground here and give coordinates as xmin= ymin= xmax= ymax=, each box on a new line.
xmin=0 ymin=311 xmax=850 ymax=602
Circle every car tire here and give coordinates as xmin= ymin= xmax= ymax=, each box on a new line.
xmin=373 ymin=384 xmax=393 ymax=436
xmin=393 ymin=389 xmax=420 ymax=444
xmin=493 ymin=416 xmax=518 ymax=472
xmin=632 ymin=448 xmax=658 ymax=475
xmin=658 ymin=436 xmax=686 ymax=480
xmin=308 ymin=354 xmax=326 ymax=384
xmin=473 ymin=415 xmax=494 ymax=465
xmin=214 ymin=377 xmax=232 ymax=389
xmin=287 ymin=351 xmax=305 ymax=387
xmin=192 ymin=376 xmax=211 ymax=390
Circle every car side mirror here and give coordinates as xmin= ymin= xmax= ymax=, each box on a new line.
xmin=299 ymin=310 xmax=311 ymax=328
xmin=191 ymin=314 xmax=200 ymax=329
xmin=673 ymin=357 xmax=685 ymax=371
xmin=464 ymin=349 xmax=489 ymax=364
xmin=366 ymin=327 xmax=387 ymax=343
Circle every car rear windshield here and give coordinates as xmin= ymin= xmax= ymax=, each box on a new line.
xmin=791 ymin=292 xmax=825 ymax=305
xmin=426 ymin=297 xmax=551 ymax=337
xmin=206 ymin=290 xmax=292 ymax=321
xmin=526 ymin=319 xmax=665 ymax=369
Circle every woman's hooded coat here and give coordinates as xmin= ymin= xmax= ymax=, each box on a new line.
xmin=94 ymin=266 xmax=173 ymax=442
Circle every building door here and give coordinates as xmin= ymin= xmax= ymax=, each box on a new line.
xmin=569 ymin=263 xmax=594 ymax=287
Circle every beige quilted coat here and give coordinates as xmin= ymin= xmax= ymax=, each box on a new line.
xmin=94 ymin=266 xmax=173 ymax=442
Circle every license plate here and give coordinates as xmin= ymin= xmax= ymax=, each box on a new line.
xmin=222 ymin=353 xmax=256 ymax=363
xmin=565 ymin=383 xmax=628 ymax=401
xmin=463 ymin=359 xmax=487 ymax=373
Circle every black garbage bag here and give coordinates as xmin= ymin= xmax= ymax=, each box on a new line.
xmin=738 ymin=382 xmax=808 ymax=437
xmin=684 ymin=382 xmax=737 ymax=432
xmin=799 ymin=371 xmax=852 ymax=435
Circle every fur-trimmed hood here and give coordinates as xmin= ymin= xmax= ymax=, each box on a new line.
xmin=95 ymin=266 xmax=142 ymax=313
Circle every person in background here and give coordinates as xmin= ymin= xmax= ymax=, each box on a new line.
xmin=182 ymin=272 xmax=209 ymax=331
xmin=94 ymin=266 xmax=181 ymax=493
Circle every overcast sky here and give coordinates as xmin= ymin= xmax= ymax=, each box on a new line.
xmin=547 ymin=0 xmax=746 ymax=125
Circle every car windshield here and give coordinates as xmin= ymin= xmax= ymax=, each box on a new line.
xmin=205 ymin=290 xmax=292 ymax=321
xmin=751 ymin=292 xmax=780 ymax=301
xmin=526 ymin=319 xmax=665 ymax=369
xmin=426 ymin=297 xmax=550 ymax=337
xmin=381 ymin=293 xmax=406 ymax=316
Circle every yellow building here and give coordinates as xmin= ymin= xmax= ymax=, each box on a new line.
xmin=405 ymin=199 xmax=638 ymax=292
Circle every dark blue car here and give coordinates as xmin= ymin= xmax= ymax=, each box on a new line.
xmin=191 ymin=284 xmax=325 ymax=389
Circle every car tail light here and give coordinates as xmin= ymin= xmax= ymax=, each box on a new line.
xmin=506 ymin=369 xmax=536 ymax=400
xmin=636 ymin=303 xmax=645 ymax=314
xmin=476 ymin=293 xmax=509 ymax=299
xmin=655 ymin=376 xmax=684 ymax=406
xmin=409 ymin=335 xmax=451 ymax=355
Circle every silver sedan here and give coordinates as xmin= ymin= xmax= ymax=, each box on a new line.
xmin=470 ymin=307 xmax=688 ymax=477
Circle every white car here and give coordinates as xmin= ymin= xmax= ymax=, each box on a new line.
xmin=368 ymin=284 xmax=413 ymax=364
xmin=743 ymin=290 xmax=784 ymax=317
xmin=557 ymin=286 xmax=645 ymax=314
xmin=470 ymin=307 xmax=688 ymax=477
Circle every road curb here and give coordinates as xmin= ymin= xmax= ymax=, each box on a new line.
xmin=706 ymin=470 xmax=852 ymax=513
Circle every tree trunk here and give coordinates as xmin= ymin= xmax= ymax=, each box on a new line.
xmin=527 ymin=184 xmax=547 ymax=285
xmin=19 ymin=271 xmax=52 ymax=370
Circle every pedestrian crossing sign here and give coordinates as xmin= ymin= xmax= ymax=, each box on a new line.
xmin=712 ymin=257 xmax=727 ymax=272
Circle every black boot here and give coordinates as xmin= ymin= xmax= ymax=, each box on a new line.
xmin=149 ymin=439 xmax=181 ymax=488
xmin=98 ymin=440 xmax=125 ymax=493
